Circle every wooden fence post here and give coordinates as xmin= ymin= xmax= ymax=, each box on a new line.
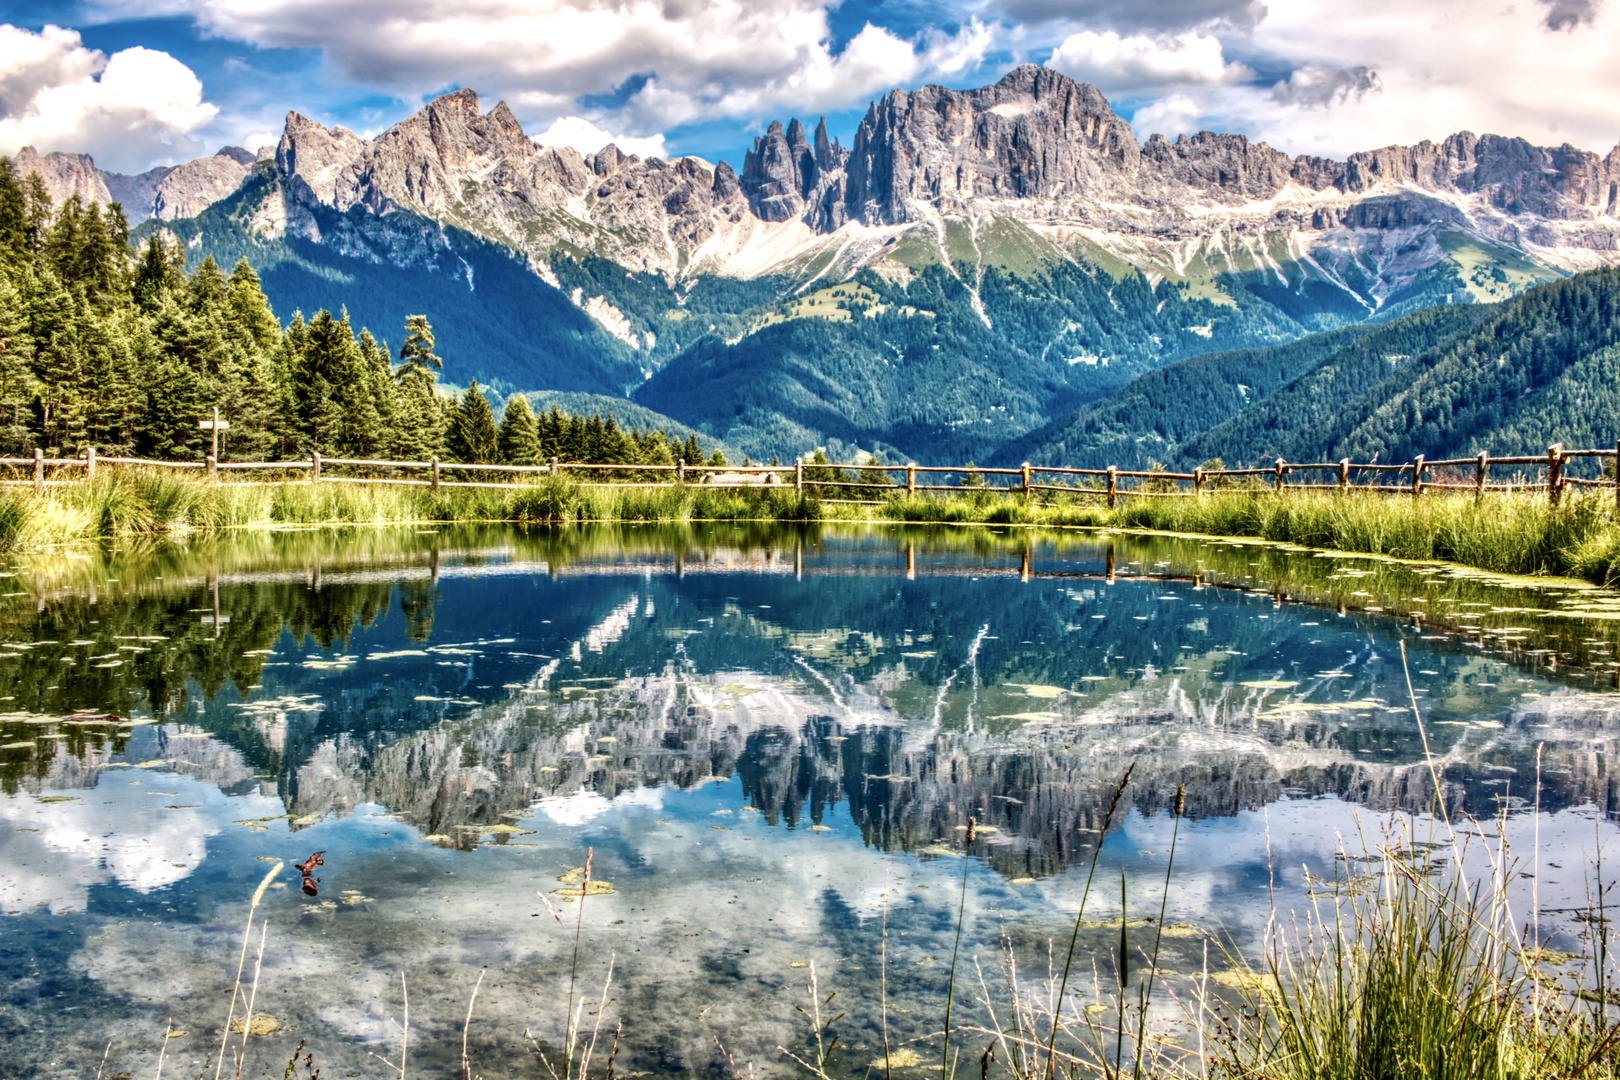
xmin=1021 ymin=462 xmax=1031 ymax=499
xmin=1412 ymin=455 xmax=1424 ymax=498
xmin=793 ymin=456 xmax=801 ymax=493
xmin=679 ymin=457 xmax=687 ymax=485
xmin=1194 ymin=467 xmax=1204 ymax=496
xmin=311 ymin=452 xmax=321 ymax=482
xmin=32 ymin=448 xmax=42 ymax=497
xmin=550 ymin=456 xmax=559 ymax=478
xmin=907 ymin=463 xmax=916 ymax=496
xmin=206 ymin=454 xmax=217 ymax=480
xmin=1106 ymin=465 xmax=1117 ymax=509
xmin=1338 ymin=458 xmax=1350 ymax=493
xmin=1274 ymin=457 xmax=1286 ymax=494
xmin=431 ymin=455 xmax=440 ymax=489
xmin=1548 ymin=443 xmax=1563 ymax=506
xmin=86 ymin=446 xmax=95 ymax=481
xmin=1476 ymin=451 xmax=1488 ymax=502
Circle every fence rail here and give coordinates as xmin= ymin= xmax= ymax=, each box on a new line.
xmin=2 ymin=441 xmax=1616 ymax=508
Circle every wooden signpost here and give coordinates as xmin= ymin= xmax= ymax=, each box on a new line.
xmin=198 ymin=407 xmax=230 ymax=476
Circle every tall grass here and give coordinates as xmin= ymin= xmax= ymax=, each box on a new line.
xmin=6 ymin=469 xmax=1619 ymax=585
xmin=0 ymin=470 xmax=821 ymax=547
xmin=849 ymin=487 xmax=1620 ymax=586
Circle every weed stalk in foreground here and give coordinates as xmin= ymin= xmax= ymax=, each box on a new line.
xmin=1045 ymin=763 xmax=1135 ymax=1080
xmin=943 ymin=817 xmax=977 ymax=1079
xmin=211 ymin=860 xmax=282 ymax=1080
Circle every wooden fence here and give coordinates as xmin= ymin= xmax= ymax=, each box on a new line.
xmin=2 ymin=441 xmax=1617 ymax=509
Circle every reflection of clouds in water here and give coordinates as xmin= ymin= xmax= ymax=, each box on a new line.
xmin=0 ymin=769 xmax=281 ymax=913
xmin=539 ymin=783 xmax=662 ymax=825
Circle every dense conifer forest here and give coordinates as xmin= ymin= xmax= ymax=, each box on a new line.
xmin=0 ymin=157 xmax=710 ymax=468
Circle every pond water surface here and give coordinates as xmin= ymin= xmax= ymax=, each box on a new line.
xmin=3 ymin=524 xmax=1620 ymax=1080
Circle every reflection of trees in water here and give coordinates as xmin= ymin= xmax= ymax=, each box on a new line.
xmin=7 ymin=520 xmax=1620 ymax=821
xmin=0 ymin=575 xmax=405 ymax=792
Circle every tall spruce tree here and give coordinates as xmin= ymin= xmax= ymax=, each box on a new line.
xmin=497 ymin=394 xmax=541 ymax=465
xmin=447 ymin=382 xmax=499 ymax=463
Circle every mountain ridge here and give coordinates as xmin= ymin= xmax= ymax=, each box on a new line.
xmin=15 ymin=65 xmax=1620 ymax=463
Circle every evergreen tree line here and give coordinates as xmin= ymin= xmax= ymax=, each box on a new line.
xmin=0 ymin=157 xmax=715 ymax=467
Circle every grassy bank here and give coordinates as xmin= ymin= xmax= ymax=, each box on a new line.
xmin=846 ymin=487 xmax=1620 ymax=586
xmin=7 ymin=471 xmax=1620 ymax=588
xmin=0 ymin=469 xmax=818 ymax=546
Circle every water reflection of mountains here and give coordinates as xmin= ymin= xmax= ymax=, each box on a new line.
xmin=273 ymin=666 xmax=1619 ymax=881
xmin=5 ymin=526 xmax=1619 ymax=880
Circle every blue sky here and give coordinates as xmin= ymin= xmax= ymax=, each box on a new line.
xmin=1 ymin=0 xmax=1615 ymax=174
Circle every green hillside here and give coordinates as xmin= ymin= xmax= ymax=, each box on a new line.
xmin=1329 ymin=267 xmax=1620 ymax=461
xmin=1172 ymin=303 xmax=1497 ymax=467
xmin=137 ymin=173 xmax=650 ymax=397
xmin=990 ymin=325 xmax=1374 ymax=469
xmin=633 ymin=259 xmax=1313 ymax=463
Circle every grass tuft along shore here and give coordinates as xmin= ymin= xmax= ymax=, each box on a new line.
xmin=6 ymin=469 xmax=1620 ymax=587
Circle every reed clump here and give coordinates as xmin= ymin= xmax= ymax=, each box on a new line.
xmin=0 ymin=469 xmax=821 ymax=547
xmin=842 ymin=487 xmax=1620 ymax=585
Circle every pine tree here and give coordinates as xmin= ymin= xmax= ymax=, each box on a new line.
xmin=681 ymin=433 xmax=701 ymax=466
xmin=497 ymin=394 xmax=541 ymax=465
xmin=0 ymin=272 xmax=36 ymax=451
xmin=447 ymin=381 xmax=499 ymax=463
xmin=708 ymin=448 xmax=728 ymax=467
xmin=133 ymin=234 xmax=183 ymax=311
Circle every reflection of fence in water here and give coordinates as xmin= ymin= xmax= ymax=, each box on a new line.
xmin=4 ymin=439 xmax=1617 ymax=507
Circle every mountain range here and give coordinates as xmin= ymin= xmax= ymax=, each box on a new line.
xmin=13 ymin=65 xmax=1620 ymax=464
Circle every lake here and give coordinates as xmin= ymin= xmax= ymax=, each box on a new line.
xmin=3 ymin=524 xmax=1619 ymax=1080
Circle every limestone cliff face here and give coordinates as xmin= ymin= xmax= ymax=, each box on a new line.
xmin=13 ymin=146 xmax=257 ymax=224
xmin=12 ymin=146 xmax=111 ymax=208
xmin=247 ymin=67 xmax=1620 ymax=292
xmin=151 ymin=153 xmax=254 ymax=221
xmin=11 ymin=66 xmax=1620 ymax=302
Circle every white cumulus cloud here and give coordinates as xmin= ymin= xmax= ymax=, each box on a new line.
xmin=534 ymin=116 xmax=667 ymax=159
xmin=1102 ymin=0 xmax=1620 ymax=159
xmin=94 ymin=0 xmax=992 ymax=140
xmin=1046 ymin=29 xmax=1250 ymax=94
xmin=0 ymin=23 xmax=218 ymax=171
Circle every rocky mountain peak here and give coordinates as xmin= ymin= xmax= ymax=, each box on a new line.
xmin=841 ymin=65 xmax=1141 ymax=225
xmin=10 ymin=146 xmax=111 ymax=208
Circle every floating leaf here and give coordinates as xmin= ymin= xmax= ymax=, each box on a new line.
xmin=872 ymin=1049 xmax=921 ymax=1068
xmin=807 ymin=824 xmax=832 ymax=832
xmin=37 ymin=796 xmax=77 ymax=803
xmin=1211 ymin=970 xmax=1279 ymax=994
xmin=229 ymin=1015 xmax=279 ymax=1037
xmin=555 ymin=882 xmax=615 ymax=896
xmin=1241 ymin=680 xmax=1299 ymax=690
xmin=1022 ymin=685 xmax=1065 ymax=699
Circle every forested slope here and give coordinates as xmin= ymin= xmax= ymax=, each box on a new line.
xmin=990 ymin=325 xmax=1373 ymax=469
